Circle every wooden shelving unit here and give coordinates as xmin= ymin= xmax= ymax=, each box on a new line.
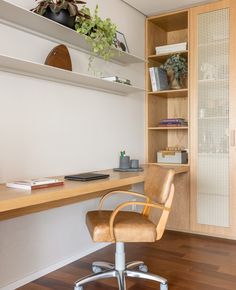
xmin=146 ymin=10 xmax=189 ymax=164
xmin=0 ymin=0 xmax=145 ymax=65
xmin=0 ymin=55 xmax=145 ymax=96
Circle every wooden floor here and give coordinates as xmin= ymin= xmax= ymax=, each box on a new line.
xmin=18 ymin=231 xmax=236 ymax=290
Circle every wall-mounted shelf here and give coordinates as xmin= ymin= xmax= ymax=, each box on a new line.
xmin=0 ymin=1 xmax=145 ymax=65
xmin=0 ymin=55 xmax=145 ymax=95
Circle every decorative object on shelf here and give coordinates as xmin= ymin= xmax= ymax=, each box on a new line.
xmin=75 ymin=5 xmax=117 ymax=68
xmin=45 ymin=44 xmax=72 ymax=71
xmin=114 ymin=31 xmax=129 ymax=53
xmin=158 ymin=118 xmax=188 ymax=127
xmin=155 ymin=42 xmax=187 ymax=55
xmin=161 ymin=53 xmax=188 ymax=90
xmin=102 ymin=76 xmax=131 ymax=86
xmin=200 ymin=62 xmax=217 ymax=80
xmin=31 ymin=0 xmax=88 ymax=29
xmin=157 ymin=147 xmax=188 ymax=164
xmin=149 ymin=67 xmax=169 ymax=91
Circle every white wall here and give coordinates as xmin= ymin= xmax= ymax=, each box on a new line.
xmin=0 ymin=0 xmax=145 ymax=289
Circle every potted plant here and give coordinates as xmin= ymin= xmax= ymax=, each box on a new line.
xmin=75 ymin=5 xmax=117 ymax=68
xmin=31 ymin=0 xmax=89 ymax=29
xmin=161 ymin=54 xmax=188 ymax=89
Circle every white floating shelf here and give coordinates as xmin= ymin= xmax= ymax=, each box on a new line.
xmin=0 ymin=55 xmax=145 ymax=95
xmin=0 ymin=1 xmax=145 ymax=65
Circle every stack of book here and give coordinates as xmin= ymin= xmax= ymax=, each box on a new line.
xmin=149 ymin=67 xmax=169 ymax=92
xmin=159 ymin=118 xmax=188 ymax=127
xmin=155 ymin=42 xmax=187 ymax=55
xmin=6 ymin=178 xmax=64 ymax=190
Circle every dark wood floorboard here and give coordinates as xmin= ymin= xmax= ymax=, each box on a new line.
xmin=18 ymin=231 xmax=236 ymax=290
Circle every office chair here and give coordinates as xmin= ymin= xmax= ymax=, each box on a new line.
xmin=74 ymin=165 xmax=175 ymax=290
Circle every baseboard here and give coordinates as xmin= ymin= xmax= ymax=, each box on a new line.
xmin=1 ymin=243 xmax=108 ymax=290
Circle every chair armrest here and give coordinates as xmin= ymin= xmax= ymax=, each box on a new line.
xmin=98 ymin=190 xmax=150 ymax=210
xmin=109 ymin=201 xmax=170 ymax=242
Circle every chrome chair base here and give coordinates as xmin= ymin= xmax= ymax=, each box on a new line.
xmin=74 ymin=260 xmax=168 ymax=290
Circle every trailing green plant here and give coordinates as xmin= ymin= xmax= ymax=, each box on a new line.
xmin=75 ymin=5 xmax=117 ymax=69
xmin=31 ymin=0 xmax=88 ymax=17
xmin=161 ymin=54 xmax=188 ymax=81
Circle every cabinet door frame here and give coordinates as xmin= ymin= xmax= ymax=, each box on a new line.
xmin=190 ymin=0 xmax=236 ymax=238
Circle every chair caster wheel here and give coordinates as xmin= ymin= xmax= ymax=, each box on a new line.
xmin=92 ymin=266 xmax=103 ymax=273
xmin=139 ymin=264 xmax=148 ymax=272
xmin=74 ymin=286 xmax=83 ymax=290
xmin=160 ymin=283 xmax=168 ymax=290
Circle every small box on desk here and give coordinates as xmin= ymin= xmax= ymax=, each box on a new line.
xmin=157 ymin=150 xmax=188 ymax=164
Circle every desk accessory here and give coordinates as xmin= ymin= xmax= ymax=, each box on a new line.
xmin=130 ymin=159 xmax=139 ymax=169
xmin=116 ymin=151 xmax=143 ymax=172
xmin=6 ymin=178 xmax=64 ymax=190
xmin=65 ymin=172 xmax=110 ymax=181
xmin=119 ymin=151 xmax=130 ymax=169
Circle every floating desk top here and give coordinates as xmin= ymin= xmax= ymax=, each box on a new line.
xmin=0 ymin=165 xmax=189 ymax=220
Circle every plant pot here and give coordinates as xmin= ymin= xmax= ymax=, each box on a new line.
xmin=44 ymin=8 xmax=76 ymax=29
xmin=167 ymin=69 xmax=182 ymax=90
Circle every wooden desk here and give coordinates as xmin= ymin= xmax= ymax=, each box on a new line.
xmin=0 ymin=166 xmax=188 ymax=221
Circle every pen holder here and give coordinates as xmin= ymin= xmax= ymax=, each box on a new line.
xmin=119 ymin=156 xmax=130 ymax=169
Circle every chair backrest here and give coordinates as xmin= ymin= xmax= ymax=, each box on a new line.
xmin=144 ymin=165 xmax=175 ymax=204
xmin=144 ymin=165 xmax=175 ymax=240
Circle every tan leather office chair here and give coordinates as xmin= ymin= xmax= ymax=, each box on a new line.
xmin=74 ymin=165 xmax=175 ymax=290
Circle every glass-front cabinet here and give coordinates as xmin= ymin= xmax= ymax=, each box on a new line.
xmin=190 ymin=0 xmax=236 ymax=238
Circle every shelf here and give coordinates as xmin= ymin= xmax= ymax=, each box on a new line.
xmin=198 ymin=79 xmax=228 ymax=84
xmin=0 ymin=1 xmax=145 ymax=65
xmin=0 ymin=55 xmax=145 ymax=96
xmin=149 ymin=11 xmax=188 ymax=31
xmin=150 ymin=162 xmax=189 ymax=166
xmin=198 ymin=116 xmax=228 ymax=120
xmin=148 ymin=126 xmax=188 ymax=130
xmin=148 ymin=88 xmax=188 ymax=98
xmin=148 ymin=163 xmax=189 ymax=174
xmin=148 ymin=50 xmax=188 ymax=63
xmin=198 ymin=38 xmax=229 ymax=48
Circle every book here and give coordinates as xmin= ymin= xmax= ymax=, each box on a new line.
xmin=149 ymin=67 xmax=169 ymax=92
xmin=6 ymin=178 xmax=64 ymax=190
xmin=155 ymin=42 xmax=187 ymax=55
xmin=159 ymin=118 xmax=188 ymax=127
xmin=102 ymin=76 xmax=131 ymax=85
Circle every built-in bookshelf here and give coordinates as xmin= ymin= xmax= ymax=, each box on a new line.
xmin=146 ymin=10 xmax=189 ymax=165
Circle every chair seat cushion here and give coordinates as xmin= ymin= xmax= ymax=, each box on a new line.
xmin=86 ymin=210 xmax=157 ymax=243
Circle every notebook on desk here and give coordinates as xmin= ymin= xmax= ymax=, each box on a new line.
xmin=64 ymin=172 xmax=110 ymax=182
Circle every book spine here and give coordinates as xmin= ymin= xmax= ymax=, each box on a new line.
xmin=149 ymin=67 xmax=157 ymax=91
xmin=154 ymin=68 xmax=160 ymax=90
xmin=31 ymin=181 xmax=64 ymax=190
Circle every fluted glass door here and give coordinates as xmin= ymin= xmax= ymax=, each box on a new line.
xmin=197 ymin=8 xmax=229 ymax=227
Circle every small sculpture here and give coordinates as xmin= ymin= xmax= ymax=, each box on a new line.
xmin=200 ymin=62 xmax=217 ymax=80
